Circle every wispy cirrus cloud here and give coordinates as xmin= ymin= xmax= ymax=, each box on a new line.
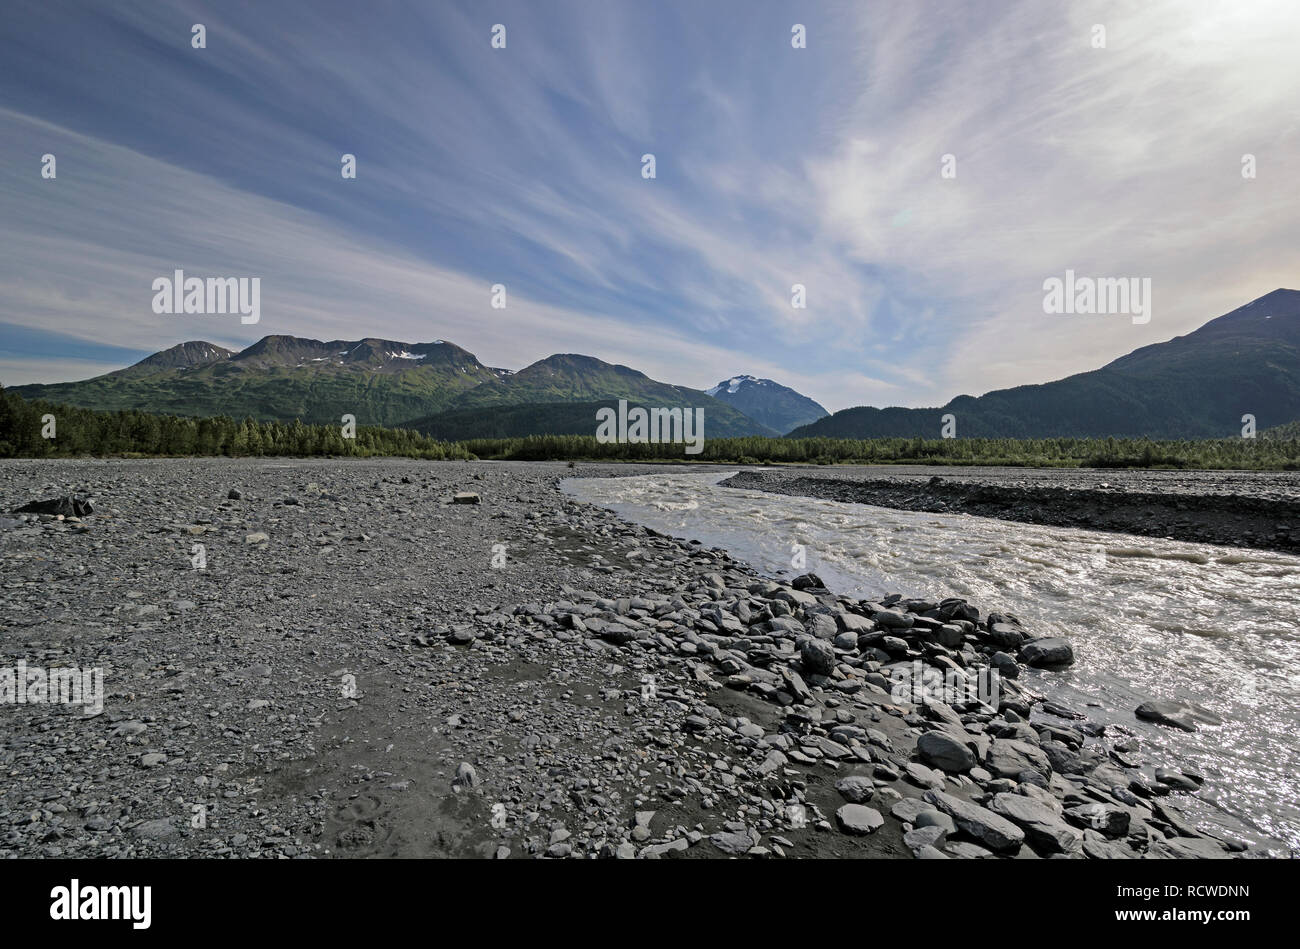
xmin=1 ymin=0 xmax=1297 ymax=411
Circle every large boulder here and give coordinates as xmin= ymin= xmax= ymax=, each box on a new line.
xmin=1019 ymin=637 xmax=1075 ymax=668
xmin=916 ymin=731 xmax=976 ymax=773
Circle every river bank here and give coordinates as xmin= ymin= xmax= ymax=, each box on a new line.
xmin=0 ymin=459 xmax=1251 ymax=858
xmin=722 ymin=467 xmax=1300 ymax=554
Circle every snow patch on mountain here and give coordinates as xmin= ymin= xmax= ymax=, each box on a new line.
xmin=707 ymin=375 xmax=761 ymax=396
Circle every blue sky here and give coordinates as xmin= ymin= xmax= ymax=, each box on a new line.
xmin=1 ymin=0 xmax=1298 ymax=411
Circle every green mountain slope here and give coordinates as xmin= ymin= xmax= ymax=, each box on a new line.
xmin=443 ymin=353 xmax=775 ymax=435
xmin=406 ymin=399 xmax=764 ymax=440
xmin=790 ymin=289 xmax=1300 ymax=439
xmin=9 ymin=340 xmax=774 ymax=435
xmin=11 ymin=337 xmax=501 ymax=427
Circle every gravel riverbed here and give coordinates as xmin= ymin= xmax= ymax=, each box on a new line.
xmin=0 ymin=458 xmax=1244 ymax=859
xmin=723 ymin=466 xmax=1300 ymax=554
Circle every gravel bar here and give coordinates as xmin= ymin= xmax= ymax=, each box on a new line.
xmin=0 ymin=458 xmax=1242 ymax=859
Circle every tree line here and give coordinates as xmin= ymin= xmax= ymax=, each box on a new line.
xmin=0 ymin=385 xmax=472 ymax=460
xmin=3 ymin=386 xmax=1298 ymax=469
xmin=459 ymin=433 xmax=1300 ymax=469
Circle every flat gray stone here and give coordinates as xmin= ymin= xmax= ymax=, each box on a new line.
xmin=924 ymin=790 xmax=1024 ymax=854
xmin=836 ymin=804 xmax=885 ymax=835
xmin=989 ymin=792 xmax=1083 ymax=854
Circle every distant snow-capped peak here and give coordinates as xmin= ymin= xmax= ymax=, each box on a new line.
xmin=707 ymin=374 xmax=764 ymax=396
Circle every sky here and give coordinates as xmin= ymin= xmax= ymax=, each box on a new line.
xmin=1 ymin=0 xmax=1298 ymax=413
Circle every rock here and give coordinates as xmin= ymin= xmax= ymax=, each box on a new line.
xmin=758 ymin=749 xmax=788 ymax=775
xmin=139 ymin=753 xmax=167 ymax=768
xmin=1064 ymin=802 xmax=1130 ymax=837
xmin=447 ymin=626 xmax=477 ymax=645
xmin=945 ymin=841 xmax=995 ymax=859
xmin=1041 ymin=739 xmax=1088 ymax=775
xmin=452 ymin=492 xmax=481 ymax=504
xmin=835 ymin=775 xmax=875 ymax=803
xmin=835 ymin=804 xmax=884 ymax=835
xmin=133 ymin=817 xmax=178 ymax=840
xmin=903 ymin=761 xmax=947 ymax=790
xmin=904 ymin=825 xmax=947 ymax=851
xmin=244 ymin=532 xmax=270 ymax=545
xmin=1019 ymin=637 xmax=1075 ymax=668
xmin=13 ymin=495 xmax=94 ymax=517
xmin=923 ymin=790 xmax=1024 ymax=854
xmin=987 ymin=622 xmax=1026 ymax=649
xmin=799 ymin=638 xmax=837 ymax=676
xmin=1155 ymin=768 xmax=1202 ymax=792
xmin=917 ymin=731 xmax=976 ymax=773
xmin=875 ymin=610 xmax=913 ymax=630
xmin=1135 ymin=700 xmax=1221 ymax=733
xmin=913 ymin=810 xmax=956 ymax=833
xmin=936 ymin=625 xmax=965 ymax=648
xmin=791 ymin=573 xmax=827 ymax=590
xmin=985 ymin=738 xmax=1051 ymax=779
xmin=939 ymin=598 xmax=979 ymax=624
xmin=640 ymin=838 xmax=689 ymax=858
xmin=452 ymin=762 xmax=481 ymax=789
xmin=227 ymin=488 xmax=243 ymax=500
xmin=682 ymin=714 xmax=712 ymax=732
xmin=806 ymin=614 xmax=839 ymax=640
xmin=1082 ymin=830 xmax=1134 ymax=859
xmin=1149 ymin=836 xmax=1231 ymax=859
xmin=891 ymin=798 xmax=929 ymax=824
xmin=990 ymin=651 xmax=1020 ymax=679
xmin=880 ymin=635 xmax=910 ymax=655
xmin=837 ymin=612 xmax=873 ymax=633
xmin=774 ymin=588 xmax=818 ymax=607
xmin=989 ymin=792 xmax=1083 ymax=854
xmin=710 ymin=830 xmax=756 ymax=855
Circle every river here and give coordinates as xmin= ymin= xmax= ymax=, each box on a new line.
xmin=564 ymin=469 xmax=1300 ymax=855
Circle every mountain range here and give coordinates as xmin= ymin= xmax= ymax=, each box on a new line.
xmin=9 ymin=338 xmax=782 ymax=437
xmin=789 ymin=288 xmax=1300 ymax=439
xmin=9 ymin=289 xmax=1299 ymax=441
